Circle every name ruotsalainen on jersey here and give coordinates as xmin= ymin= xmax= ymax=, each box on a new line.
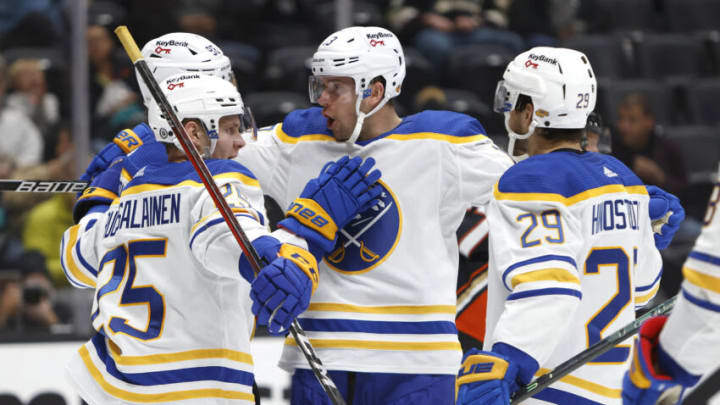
xmin=59 ymin=159 xmax=307 ymax=404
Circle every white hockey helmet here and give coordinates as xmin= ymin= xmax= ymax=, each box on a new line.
xmin=494 ymin=47 xmax=597 ymax=160
xmin=147 ymin=73 xmax=248 ymax=158
xmin=137 ymin=32 xmax=234 ymax=107
xmin=309 ymin=26 xmax=406 ymax=144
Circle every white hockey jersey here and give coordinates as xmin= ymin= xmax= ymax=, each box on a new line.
xmin=484 ymin=150 xmax=663 ymax=405
xmin=235 ymin=108 xmax=513 ymax=375
xmin=60 ymin=159 xmax=304 ymax=404
xmin=659 ymin=167 xmax=720 ymax=377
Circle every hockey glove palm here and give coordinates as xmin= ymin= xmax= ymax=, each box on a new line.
xmin=457 ymin=348 xmax=520 ymax=405
xmin=80 ymin=123 xmax=155 ymax=183
xmin=250 ymin=244 xmax=319 ymax=335
xmin=278 ymin=155 xmax=382 ymax=255
xmin=622 ymin=316 xmax=699 ymax=405
xmin=647 ymin=186 xmax=685 ymax=250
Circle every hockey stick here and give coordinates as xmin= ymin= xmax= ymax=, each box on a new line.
xmin=510 ymin=295 xmax=677 ymax=404
xmin=0 ymin=180 xmax=88 ymax=193
xmin=114 ymin=26 xmax=347 ymax=405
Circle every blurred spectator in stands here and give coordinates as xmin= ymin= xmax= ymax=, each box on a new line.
xmin=0 ymin=54 xmax=44 ymax=169
xmin=612 ymin=92 xmax=688 ymax=198
xmin=507 ymin=0 xmax=577 ymax=46
xmin=177 ymin=2 xmax=220 ymax=40
xmin=0 ymin=0 xmax=65 ymax=49
xmin=0 ymin=157 xmax=60 ymax=331
xmin=22 ymin=193 xmax=74 ymax=287
xmin=389 ymin=0 xmax=525 ymax=70
xmin=6 ymin=58 xmax=60 ymax=137
xmin=3 ymin=123 xmax=74 ymax=231
xmin=87 ymin=22 xmax=143 ymax=145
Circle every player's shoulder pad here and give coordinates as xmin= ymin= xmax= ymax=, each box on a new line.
xmin=497 ymin=151 xmax=644 ymax=198
xmin=393 ymin=110 xmax=487 ymax=141
xmin=279 ymin=107 xmax=333 ymax=140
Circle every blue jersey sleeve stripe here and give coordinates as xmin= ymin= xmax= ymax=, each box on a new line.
xmin=189 ymin=214 xmax=261 ymax=250
xmin=74 ymin=236 xmax=98 ymax=277
xmin=688 ymin=251 xmax=720 ymax=266
xmin=682 ymin=288 xmax=720 ymax=312
xmin=91 ymin=334 xmax=254 ymax=387
xmin=502 ymin=255 xmax=577 ymax=290
xmin=635 ymin=268 xmax=663 ymax=292
xmin=533 ymin=387 xmax=605 ymax=405
xmin=507 ymin=288 xmax=582 ymax=301
xmin=297 ymin=318 xmax=457 ymax=335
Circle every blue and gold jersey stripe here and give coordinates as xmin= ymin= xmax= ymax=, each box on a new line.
xmin=494 ymin=184 xmax=648 ymax=206
xmin=119 ymin=173 xmax=259 ymax=201
xmin=284 ymin=337 xmax=461 ymax=351
xmin=307 ymin=302 xmax=456 ymax=315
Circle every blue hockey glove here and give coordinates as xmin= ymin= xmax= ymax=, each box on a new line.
xmin=250 ymin=244 xmax=319 ymax=335
xmin=622 ymin=316 xmax=700 ymax=405
xmin=647 ymin=186 xmax=685 ymax=250
xmin=457 ymin=348 xmax=520 ymax=405
xmin=237 ymin=235 xmax=282 ymax=283
xmin=278 ymin=155 xmax=382 ymax=255
xmin=123 ymin=142 xmax=169 ymax=178
xmin=79 ymin=123 xmax=155 ymax=183
xmin=73 ymin=157 xmax=125 ymax=223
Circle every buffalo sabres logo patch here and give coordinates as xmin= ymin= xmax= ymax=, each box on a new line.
xmin=325 ymin=180 xmax=402 ymax=274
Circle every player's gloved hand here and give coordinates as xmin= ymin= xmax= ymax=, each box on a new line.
xmin=79 ymin=123 xmax=155 ymax=183
xmin=73 ymin=157 xmax=125 ymax=223
xmin=250 ymin=244 xmax=319 ymax=335
xmin=238 ymin=236 xmax=282 ymax=284
xmin=647 ymin=186 xmax=685 ymax=250
xmin=457 ymin=348 xmax=520 ymax=405
xmin=278 ymin=155 xmax=382 ymax=256
xmin=123 ymin=142 xmax=169 ymax=181
xmin=622 ymin=316 xmax=699 ymax=405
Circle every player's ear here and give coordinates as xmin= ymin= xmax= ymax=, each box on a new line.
xmin=522 ymin=101 xmax=534 ymax=126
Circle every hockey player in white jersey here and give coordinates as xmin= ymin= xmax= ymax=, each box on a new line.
xmin=232 ymin=26 xmax=514 ymax=404
xmin=456 ymin=48 xmax=670 ymax=405
xmin=622 ymin=166 xmax=720 ymax=405
xmin=60 ymin=73 xmax=381 ymax=404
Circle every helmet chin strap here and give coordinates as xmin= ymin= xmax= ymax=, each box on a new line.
xmin=346 ymin=92 xmax=389 ymax=146
xmin=504 ymin=112 xmax=536 ymax=163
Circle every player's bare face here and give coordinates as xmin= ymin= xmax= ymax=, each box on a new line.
xmin=213 ymin=115 xmax=246 ymax=159
xmin=314 ymin=76 xmax=357 ymax=141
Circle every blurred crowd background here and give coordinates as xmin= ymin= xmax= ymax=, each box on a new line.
xmin=0 ymin=0 xmax=717 ymax=353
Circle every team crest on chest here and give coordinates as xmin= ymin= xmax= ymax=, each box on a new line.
xmin=324 ymin=180 xmax=402 ymax=274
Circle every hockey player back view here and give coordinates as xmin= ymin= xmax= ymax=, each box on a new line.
xmin=456 ymin=48 xmax=664 ymax=405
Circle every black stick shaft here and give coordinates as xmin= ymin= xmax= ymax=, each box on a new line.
xmin=114 ymin=26 xmax=346 ymax=405
xmin=511 ymin=295 xmax=677 ymax=404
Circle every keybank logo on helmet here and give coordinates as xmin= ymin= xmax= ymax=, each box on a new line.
xmin=166 ymin=74 xmax=200 ymax=83
xmin=155 ymin=40 xmax=189 ymax=47
xmin=366 ymin=32 xmax=393 ymax=40
xmin=528 ymin=54 xmax=558 ymax=65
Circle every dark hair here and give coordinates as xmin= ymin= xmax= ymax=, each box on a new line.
xmin=619 ymin=92 xmax=654 ymax=117
xmin=514 ymin=94 xmax=533 ymax=113
xmin=536 ymin=127 xmax=585 ymax=144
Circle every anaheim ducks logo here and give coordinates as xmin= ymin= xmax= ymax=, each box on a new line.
xmin=325 ymin=180 xmax=402 ymax=274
